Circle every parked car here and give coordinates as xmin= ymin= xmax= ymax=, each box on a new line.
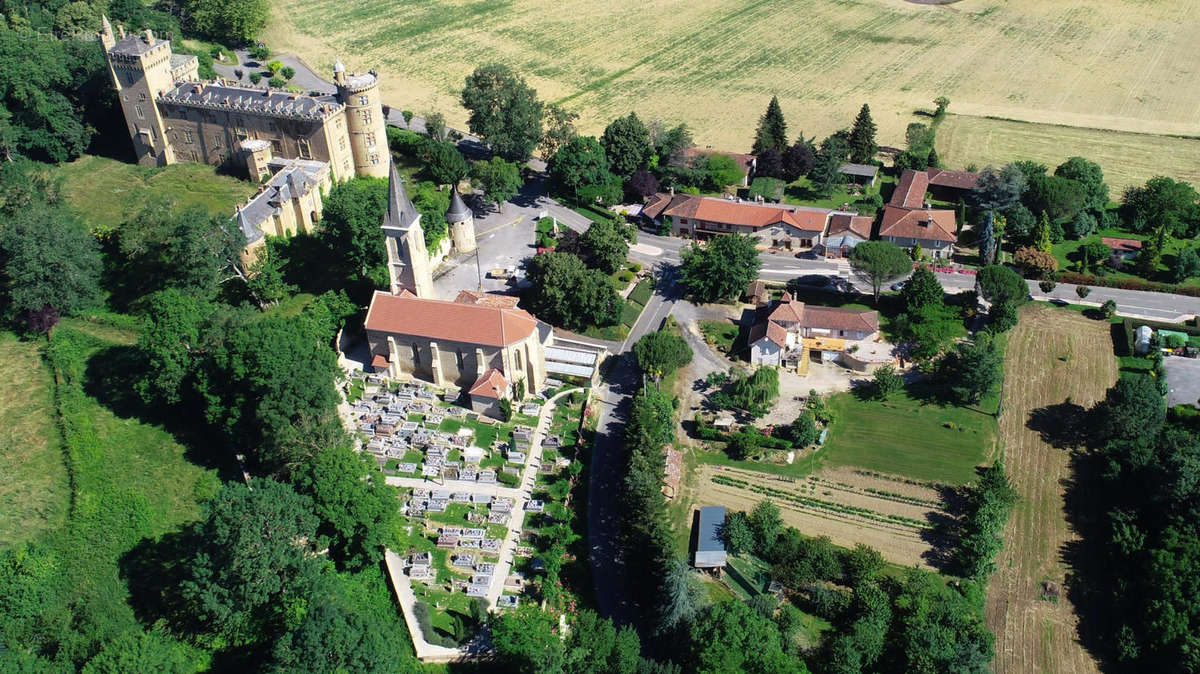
xmin=890 ymin=280 xmax=907 ymax=291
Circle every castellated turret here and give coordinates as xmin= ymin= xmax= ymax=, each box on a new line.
xmin=334 ymin=63 xmax=388 ymax=179
xmin=445 ymin=187 xmax=477 ymax=254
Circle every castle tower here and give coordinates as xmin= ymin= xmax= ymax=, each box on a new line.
xmin=445 ymin=187 xmax=477 ymax=254
xmin=382 ymin=160 xmax=434 ymax=298
xmin=100 ymin=26 xmax=176 ymax=167
xmin=240 ymin=139 xmax=274 ymax=181
xmin=334 ymin=62 xmax=388 ymax=179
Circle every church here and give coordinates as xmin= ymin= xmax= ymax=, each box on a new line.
xmin=364 ymin=162 xmax=550 ymax=415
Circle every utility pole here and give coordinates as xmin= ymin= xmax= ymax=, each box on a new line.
xmin=474 ymin=247 xmax=483 ymax=291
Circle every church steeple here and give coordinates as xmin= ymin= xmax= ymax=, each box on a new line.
xmin=382 ymin=160 xmax=433 ymax=298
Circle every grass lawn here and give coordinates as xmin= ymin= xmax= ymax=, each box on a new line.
xmin=699 ymin=319 xmax=740 ymax=355
xmin=821 ymin=386 xmax=997 ymax=485
xmin=1048 ymin=228 xmax=1200 ymax=288
xmin=16 ymin=326 xmax=220 ymax=662
xmin=54 ymin=154 xmax=255 ymax=233
xmin=0 ymin=333 xmax=70 ymax=548
xmin=782 ymin=175 xmax=880 ymax=211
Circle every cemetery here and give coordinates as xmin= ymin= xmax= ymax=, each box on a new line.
xmin=357 ymin=371 xmax=593 ymax=649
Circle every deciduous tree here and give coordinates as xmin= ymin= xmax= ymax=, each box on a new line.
xmin=634 ymin=329 xmax=693 ymax=379
xmin=423 ymin=140 xmax=468 ymax=186
xmin=178 ymin=480 xmax=322 ymax=647
xmin=471 ymin=157 xmax=523 ymax=210
xmin=719 ymin=511 xmax=755 ymax=555
xmin=318 ymin=177 xmax=388 ymax=279
xmin=601 ymin=112 xmax=653 ymax=179
xmin=679 ymin=234 xmax=761 ymax=303
xmin=977 ymin=264 xmax=1028 ymax=306
xmin=937 ymin=332 xmax=1003 ymax=405
xmin=579 ymin=217 xmax=629 ymax=274
xmin=461 ymin=63 xmax=543 ymax=162
xmin=1055 ymin=156 xmax=1108 ymax=213
xmin=539 ymin=103 xmax=578 ymax=160
xmin=971 ymin=164 xmax=1027 ymax=212
xmin=523 ymin=252 xmax=621 ymax=329
xmin=294 ymin=445 xmax=399 ymax=571
xmin=871 ymin=364 xmax=903 ymax=400
xmin=900 ymin=266 xmax=944 ymax=313
xmin=782 ymin=138 xmax=815 ymax=182
xmin=0 ymin=204 xmax=101 ymax=318
xmin=1171 ymin=247 xmax=1200 ymax=282
xmin=186 ymin=0 xmax=268 ymax=43
xmin=1013 ymin=246 xmax=1058 ymax=279
xmin=489 ymin=605 xmax=564 ymax=674
xmin=549 ymin=136 xmax=614 ymax=203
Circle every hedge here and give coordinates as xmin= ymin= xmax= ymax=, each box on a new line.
xmin=1057 ymin=271 xmax=1200 ymax=297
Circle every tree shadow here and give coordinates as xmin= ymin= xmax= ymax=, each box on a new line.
xmin=1059 ymin=449 xmax=1122 ymax=671
xmin=83 ymin=344 xmax=240 ymax=479
xmin=1026 ymin=399 xmax=1090 ymax=449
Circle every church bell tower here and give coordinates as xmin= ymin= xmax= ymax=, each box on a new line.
xmin=382 ymin=160 xmax=434 ymax=298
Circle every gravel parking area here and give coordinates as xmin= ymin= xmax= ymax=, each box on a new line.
xmin=1165 ymin=356 xmax=1200 ymax=408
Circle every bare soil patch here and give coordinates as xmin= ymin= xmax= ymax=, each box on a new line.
xmin=985 ymin=305 xmax=1114 ymax=674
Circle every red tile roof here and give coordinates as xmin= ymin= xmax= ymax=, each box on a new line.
xmin=1101 ymin=237 xmax=1142 ymax=253
xmin=826 ymin=213 xmax=874 ymax=240
xmin=752 ymin=298 xmax=879 ymax=347
xmin=926 ymin=168 xmax=979 ymax=190
xmin=364 ymin=290 xmax=538 ymax=347
xmin=454 ymin=289 xmax=521 ymax=309
xmin=658 ymin=193 xmax=829 ymax=232
xmin=371 ymin=353 xmax=389 ymax=368
xmin=879 ymin=206 xmax=958 ymax=243
xmin=890 ymin=169 xmax=931 ymax=209
xmin=469 ymin=368 xmax=508 ymax=398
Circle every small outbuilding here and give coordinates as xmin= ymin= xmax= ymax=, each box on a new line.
xmin=692 ymin=505 xmax=728 ymax=572
xmin=1135 ymin=325 xmax=1153 ymax=355
xmin=838 ymin=163 xmax=879 ymax=186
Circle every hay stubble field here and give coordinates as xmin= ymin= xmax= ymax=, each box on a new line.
xmin=267 ymin=0 xmax=1200 ymax=187
xmin=985 ymin=304 xmax=1116 ymax=674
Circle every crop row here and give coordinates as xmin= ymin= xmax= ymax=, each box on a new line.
xmin=710 ymin=475 xmax=929 ymax=530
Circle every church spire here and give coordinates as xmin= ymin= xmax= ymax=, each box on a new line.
xmin=382 ymin=159 xmax=433 ymax=298
xmin=382 ymin=159 xmax=421 ymax=232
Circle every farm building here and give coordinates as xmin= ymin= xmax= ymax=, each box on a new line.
xmin=878 ymin=169 xmax=958 ymax=258
xmin=692 ymin=505 xmax=728 ymax=571
xmin=839 ymin=163 xmax=879 ymax=186
xmin=743 ymin=280 xmax=769 ymax=305
xmin=925 ymin=168 xmax=979 ymax=203
xmin=748 ymin=292 xmax=880 ymax=366
xmin=642 ymin=192 xmax=833 ymax=251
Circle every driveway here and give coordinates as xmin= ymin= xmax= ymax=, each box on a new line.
xmin=1165 ymin=356 xmax=1200 ymax=408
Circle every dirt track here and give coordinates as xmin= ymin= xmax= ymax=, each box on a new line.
xmin=985 ymin=305 xmax=1114 ymax=674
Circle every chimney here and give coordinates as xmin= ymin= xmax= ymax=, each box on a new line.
xmin=143 ymin=29 xmax=154 ymax=45
xmin=669 ymin=186 xmax=674 ymax=196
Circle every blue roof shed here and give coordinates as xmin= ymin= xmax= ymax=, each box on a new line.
xmin=693 ymin=505 xmax=728 ymax=568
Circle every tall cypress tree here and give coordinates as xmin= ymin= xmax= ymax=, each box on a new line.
xmin=979 ymin=210 xmax=996 ymax=266
xmin=752 ymin=96 xmax=788 ymax=155
xmin=848 ymin=103 xmax=878 ymax=163
xmin=1034 ymin=211 xmax=1053 ymax=252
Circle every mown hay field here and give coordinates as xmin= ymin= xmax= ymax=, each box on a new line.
xmin=938 ymin=115 xmax=1200 ymax=192
xmin=267 ymin=0 xmax=1200 ymax=175
xmin=985 ymin=304 xmax=1115 ymax=674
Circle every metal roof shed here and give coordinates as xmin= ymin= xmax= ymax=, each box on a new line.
xmin=693 ymin=505 xmax=728 ymax=569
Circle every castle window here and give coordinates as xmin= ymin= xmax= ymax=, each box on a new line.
xmin=358 ymin=94 xmax=369 ymax=105
xmin=515 ymin=349 xmax=523 ymax=372
xmin=183 ymin=130 xmax=194 ymax=144
xmin=338 ymin=136 xmax=346 ymax=151
xmin=369 ymin=153 xmax=379 ymax=165
xmin=271 ymin=138 xmax=283 ymax=153
xmin=411 ymin=343 xmax=421 ymax=366
xmin=358 ymin=109 xmax=372 ymax=124
xmin=455 ymin=349 xmax=465 ymax=370
xmin=343 ymin=161 xmax=350 ymax=173
xmin=138 ymin=91 xmax=146 ymax=101
xmin=365 ymin=132 xmax=376 ymax=148
xmin=135 ymin=104 xmax=145 ymax=120
xmin=298 ymin=138 xmax=311 ymax=159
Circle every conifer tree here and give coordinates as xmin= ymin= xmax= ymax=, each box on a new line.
xmin=979 ymin=210 xmax=996 ymax=266
xmin=848 ymin=103 xmax=878 ymax=163
xmin=752 ymin=96 xmax=788 ymax=155
xmin=1034 ymin=211 xmax=1053 ymax=252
